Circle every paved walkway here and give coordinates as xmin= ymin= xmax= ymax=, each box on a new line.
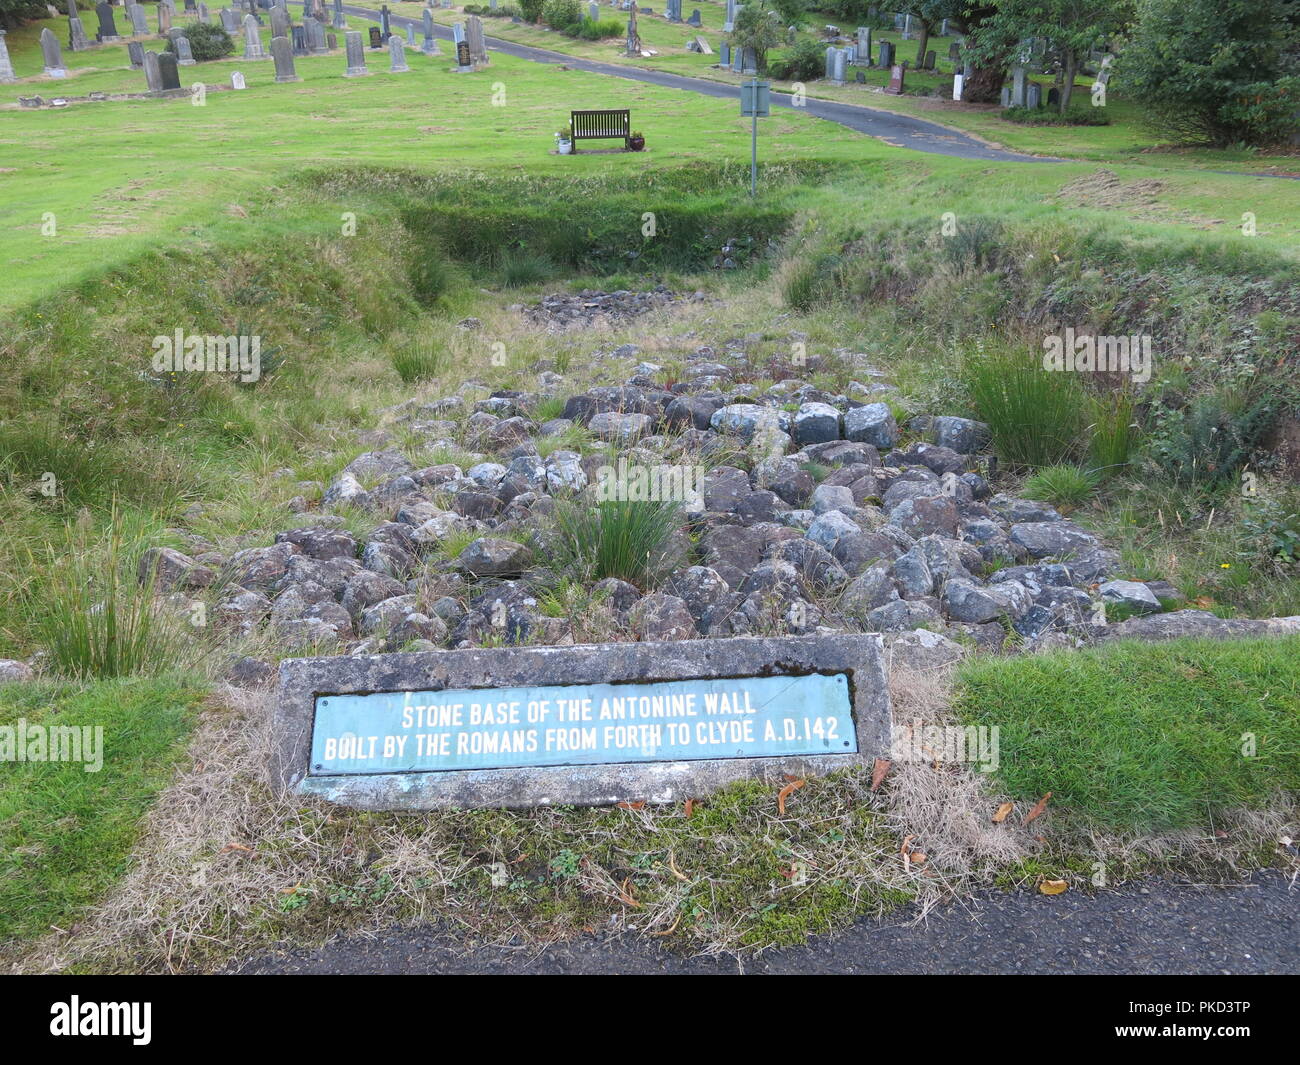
xmin=340 ymin=7 xmax=1052 ymax=163
xmin=235 ymin=869 xmax=1298 ymax=974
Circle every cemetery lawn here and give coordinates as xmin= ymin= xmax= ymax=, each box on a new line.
xmin=367 ymin=2 xmax=1300 ymax=173
xmin=0 ymin=675 xmax=203 ymax=946
xmin=956 ymin=636 xmax=1300 ymax=834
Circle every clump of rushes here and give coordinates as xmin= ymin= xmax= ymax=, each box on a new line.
xmin=1022 ymin=465 xmax=1101 ymax=510
xmin=551 ymin=498 xmax=682 ymax=585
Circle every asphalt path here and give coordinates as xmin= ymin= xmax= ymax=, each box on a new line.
xmin=234 ymin=869 xmax=1299 ymax=974
xmin=340 ymin=6 xmax=1052 ymax=163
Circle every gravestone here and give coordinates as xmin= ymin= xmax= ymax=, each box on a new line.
xmin=271 ymin=33 xmax=299 ymax=80
xmin=1011 ymin=65 xmax=1027 ymax=107
xmin=95 ymin=1 xmax=121 ymax=41
xmin=379 ymin=3 xmax=391 ymax=40
xmin=830 ymin=47 xmax=845 ymax=84
xmin=221 ymin=6 xmax=238 ymax=31
xmin=1025 ymin=81 xmax=1042 ymax=109
xmin=405 ymin=25 xmax=415 ymax=47
xmin=332 ymin=0 xmax=345 ymax=30
xmin=231 ymin=69 xmax=246 ymax=88
xmin=67 ymin=0 xmax=90 ymax=52
xmin=691 ymin=34 xmax=709 ymax=54
xmin=876 ymin=39 xmax=892 ymax=68
xmin=855 ymin=25 xmax=870 ymax=62
xmin=1000 ymin=86 xmax=1010 ymax=107
xmin=41 ymin=27 xmax=68 ymax=76
xmin=185 ymin=0 xmax=196 ymax=9
xmin=243 ymin=14 xmax=265 ymax=58
xmin=729 ymin=44 xmax=741 ymax=72
xmin=175 ymin=35 xmax=196 ymax=64
xmin=884 ymin=62 xmax=904 ymax=94
xmin=687 ymin=8 xmax=700 ymax=25
xmin=197 ymin=2 xmax=210 ymax=24
xmin=142 ymin=48 xmax=162 ymax=90
xmin=665 ymin=0 xmax=680 ymax=20
xmin=270 ymin=5 xmax=289 ymax=38
xmin=368 ymin=26 xmax=382 ymax=48
xmin=855 ymin=69 xmax=865 ymax=83
xmin=305 ymin=15 xmax=327 ymax=54
xmin=388 ymin=34 xmax=409 ymax=71
xmin=0 ymin=30 xmax=15 ymax=84
xmin=902 ymin=11 xmax=914 ymax=39
xmin=421 ymin=10 xmax=439 ymax=54
xmin=291 ymin=25 xmax=307 ymax=55
xmin=952 ymin=72 xmax=963 ymax=100
xmin=718 ymin=41 xmax=729 ymax=67
xmin=342 ymin=28 xmax=368 ymax=74
xmin=272 ymin=636 xmax=891 ymax=810
xmin=923 ymin=49 xmax=934 ymax=70
xmin=67 ymin=5 xmax=91 ymax=52
xmin=159 ymin=0 xmax=173 ymax=32
xmin=327 ymin=31 xmax=336 ymax=48
xmin=158 ymin=49 xmax=181 ymax=88
xmin=588 ymin=0 xmax=598 ymax=18
xmin=948 ymin=41 xmax=959 ymax=62
xmin=127 ymin=40 xmax=144 ymax=67
xmin=723 ymin=0 xmax=736 ymax=32
xmin=1047 ymin=85 xmax=1059 ymax=108
xmin=939 ymin=17 xmax=948 ymax=35
xmin=466 ymin=15 xmax=486 ymax=66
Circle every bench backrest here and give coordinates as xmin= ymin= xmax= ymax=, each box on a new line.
xmin=570 ymin=109 xmax=631 ymax=140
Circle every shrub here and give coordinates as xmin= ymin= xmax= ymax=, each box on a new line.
xmin=1022 ymin=465 xmax=1101 ymax=509
xmin=1144 ymin=387 xmax=1277 ymax=485
xmin=573 ymin=17 xmax=623 ymax=39
xmin=1000 ymin=105 xmax=1110 ymax=126
xmin=390 ymin=335 xmax=447 ymax=383
xmin=498 ymin=248 xmax=555 ymax=287
xmin=542 ymin=0 xmax=580 ymax=29
xmin=964 ymin=347 xmax=1089 ymax=468
xmin=551 ymin=498 xmax=683 ymax=585
xmin=518 ymin=0 xmax=544 ymax=20
xmin=1118 ymin=0 xmax=1298 ymax=147
xmin=767 ymin=38 xmax=825 ymax=82
xmin=30 ymin=509 xmax=182 ymax=679
xmin=174 ymin=21 xmax=233 ymax=62
xmin=1238 ymin=497 xmax=1300 ymax=565
xmin=1088 ymin=392 xmax=1138 ymax=475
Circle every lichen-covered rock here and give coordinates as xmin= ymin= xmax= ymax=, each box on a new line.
xmin=138 ymin=546 xmax=214 ymax=592
xmin=792 ymin=402 xmax=842 ymax=445
xmin=1099 ymin=580 xmax=1162 ymax=616
xmin=1008 ymin=521 xmax=1101 ymax=559
xmin=844 ymin=402 xmax=898 ymax=449
xmin=629 ymin=592 xmax=698 ymax=641
xmin=458 ymin=538 xmax=533 ymax=577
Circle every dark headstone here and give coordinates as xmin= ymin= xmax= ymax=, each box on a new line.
xmin=157 ymin=49 xmax=181 ymax=89
xmin=368 ymin=25 xmax=382 ymax=48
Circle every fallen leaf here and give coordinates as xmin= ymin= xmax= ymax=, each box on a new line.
xmin=1024 ymin=792 xmax=1052 ymax=825
xmin=909 ymin=851 xmax=927 ymax=864
xmin=684 ymin=798 xmax=696 ymax=819
xmin=616 ymin=800 xmax=646 ymax=810
xmin=992 ymin=802 xmax=1015 ymax=824
xmin=617 ymin=877 xmax=642 ymax=908
xmin=220 ymin=842 xmax=253 ymax=854
xmin=1039 ymin=879 xmax=1068 ymax=895
xmin=777 ymin=779 xmax=805 ymax=815
xmin=870 ymin=757 xmax=892 ymax=791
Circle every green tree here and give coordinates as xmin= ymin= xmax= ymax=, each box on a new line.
xmin=969 ymin=0 xmax=1132 ymax=114
xmin=1119 ymin=0 xmax=1299 ymax=145
xmin=0 ymin=0 xmax=52 ymax=30
xmin=729 ymin=1 xmax=784 ymax=71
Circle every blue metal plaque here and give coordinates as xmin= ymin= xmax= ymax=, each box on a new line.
xmin=309 ymin=673 xmax=855 ymax=776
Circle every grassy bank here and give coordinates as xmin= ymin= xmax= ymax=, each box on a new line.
xmin=0 ymin=676 xmax=204 ymax=943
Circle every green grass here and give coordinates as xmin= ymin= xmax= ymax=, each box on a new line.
xmin=1022 ymin=465 xmax=1101 ymax=510
xmin=552 ymin=497 xmax=683 ymax=586
xmin=0 ymin=675 xmax=204 ymax=943
xmin=964 ymin=346 xmax=1089 ymax=468
xmin=956 ymin=636 xmax=1300 ymax=833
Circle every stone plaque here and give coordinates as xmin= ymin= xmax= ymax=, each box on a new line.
xmin=274 ymin=636 xmax=890 ymax=809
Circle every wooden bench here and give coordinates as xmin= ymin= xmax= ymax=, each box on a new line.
xmin=570 ymin=109 xmax=631 ymax=150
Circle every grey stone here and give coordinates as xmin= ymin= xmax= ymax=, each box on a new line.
xmin=458 ymin=537 xmax=532 ymax=577
xmin=1099 ymin=580 xmax=1162 ymax=616
xmin=1098 ymin=610 xmax=1300 ymax=642
xmin=0 ymin=659 xmax=35 ymax=684
xmin=844 ymin=402 xmax=898 ymax=449
xmin=1008 ymin=521 xmax=1100 ymax=559
xmin=792 ymin=402 xmax=842 ymax=445
xmin=138 ymin=546 xmax=214 ymax=591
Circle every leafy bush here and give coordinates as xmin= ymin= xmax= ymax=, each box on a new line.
xmin=1023 ymin=465 xmax=1101 ymax=509
xmin=767 ymin=38 xmax=825 ymax=82
xmin=542 ymin=0 xmax=580 ymax=29
xmin=517 ymin=0 xmax=544 ymax=20
xmin=964 ymin=347 xmax=1089 ymax=468
xmin=939 ymin=216 xmax=1004 ymax=272
xmin=1118 ymin=0 xmax=1298 ymax=146
xmin=1144 ymin=387 xmax=1277 ymax=485
xmin=174 ymin=21 xmax=233 ymax=62
xmin=1239 ymin=497 xmax=1300 ymax=564
xmin=551 ymin=499 xmax=683 ymax=586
